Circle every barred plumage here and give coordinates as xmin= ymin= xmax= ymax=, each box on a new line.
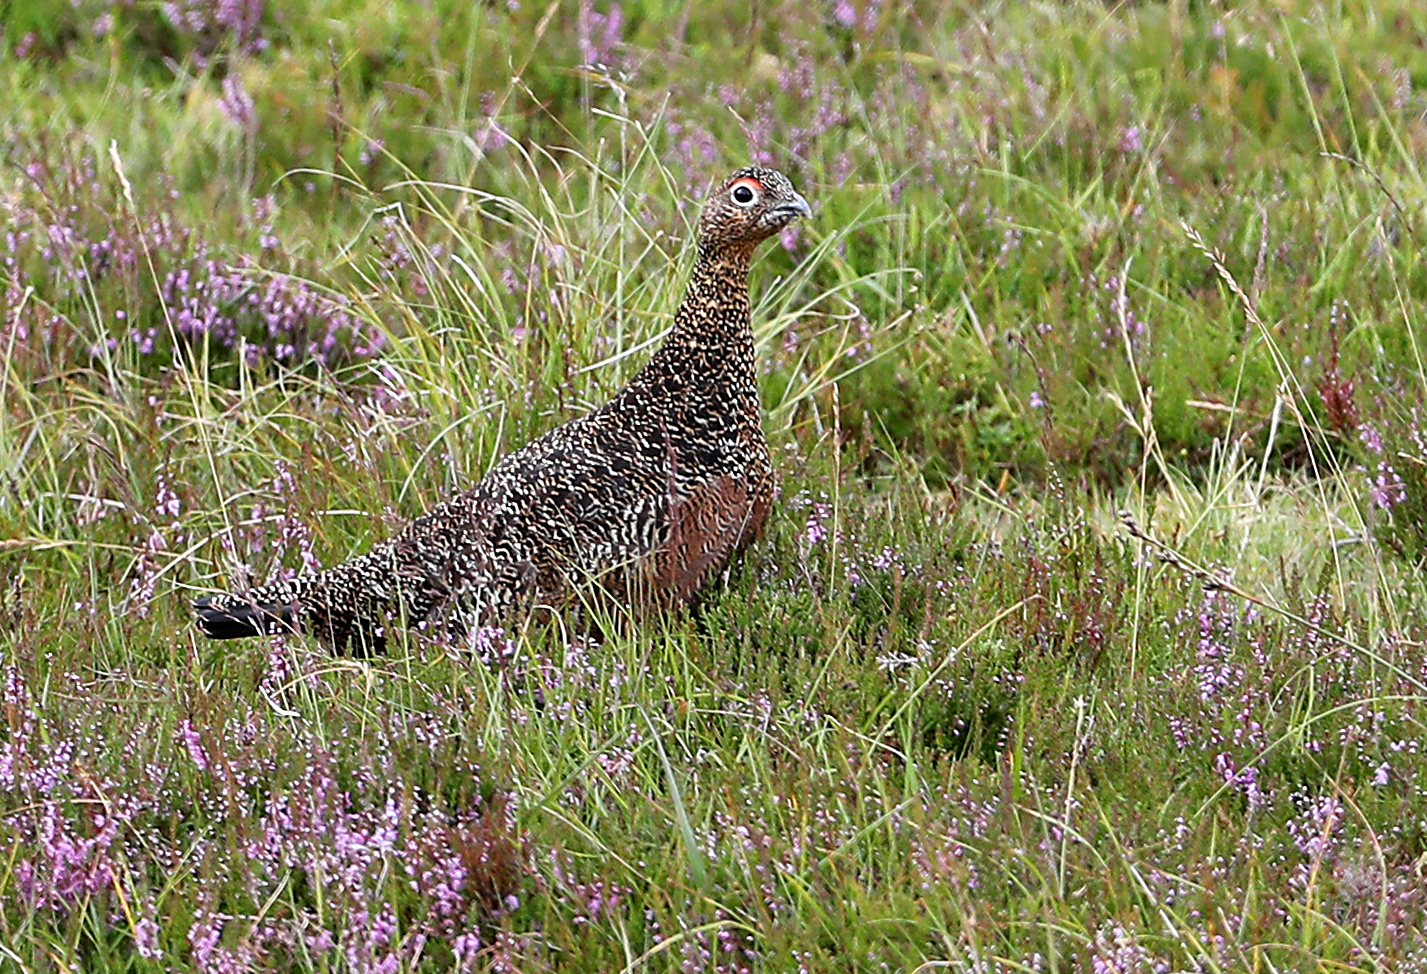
xmin=194 ymin=167 xmax=810 ymax=652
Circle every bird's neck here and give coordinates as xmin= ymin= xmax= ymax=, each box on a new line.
xmin=614 ymin=244 xmax=761 ymax=416
xmin=664 ymin=245 xmax=755 ymax=352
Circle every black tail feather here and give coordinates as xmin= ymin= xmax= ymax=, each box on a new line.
xmin=193 ymin=594 xmax=297 ymax=639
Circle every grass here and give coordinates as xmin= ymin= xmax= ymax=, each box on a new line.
xmin=4 ymin=0 xmax=1427 ymax=970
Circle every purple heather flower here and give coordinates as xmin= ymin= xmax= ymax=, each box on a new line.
xmin=1359 ymin=424 xmax=1384 ymax=454
xmin=803 ymin=502 xmax=831 ymax=545
xmin=358 ymin=139 xmax=386 ymax=166
xmin=218 ymin=74 xmax=256 ymax=131
xmin=1289 ymin=795 xmax=1343 ymax=862
xmin=577 ymin=0 xmax=624 ymax=67
xmin=134 ymin=916 xmax=162 ymax=959
xmin=1370 ymin=460 xmax=1406 ymax=509
xmin=454 ymin=932 xmax=482 ymax=971
xmin=178 ymin=719 xmax=210 ymax=771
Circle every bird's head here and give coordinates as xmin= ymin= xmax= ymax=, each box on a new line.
xmin=698 ymin=167 xmax=811 ymax=254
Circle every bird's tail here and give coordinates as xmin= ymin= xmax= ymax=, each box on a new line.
xmin=193 ymin=592 xmax=298 ymax=639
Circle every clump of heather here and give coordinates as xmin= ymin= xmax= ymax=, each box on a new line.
xmin=8 ymin=0 xmax=269 ymax=65
xmin=3 ymin=141 xmax=385 ymax=376
xmin=1314 ymin=315 xmax=1427 ymax=563
xmin=1356 ymin=406 xmax=1427 ymax=562
xmin=0 ymin=663 xmax=533 ymax=968
xmin=158 ymin=0 xmax=270 ymax=67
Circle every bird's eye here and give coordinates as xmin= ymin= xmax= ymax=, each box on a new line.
xmin=730 ymin=180 xmax=760 ymax=207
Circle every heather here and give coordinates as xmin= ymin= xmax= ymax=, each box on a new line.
xmin=4 ymin=0 xmax=1427 ymax=971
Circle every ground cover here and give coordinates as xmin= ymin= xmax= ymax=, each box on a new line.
xmin=4 ymin=1 xmax=1427 ymax=970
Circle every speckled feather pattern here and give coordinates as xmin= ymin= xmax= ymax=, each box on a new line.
xmin=194 ymin=167 xmax=809 ymax=652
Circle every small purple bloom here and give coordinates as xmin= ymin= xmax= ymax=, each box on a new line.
xmin=218 ymin=75 xmax=256 ymax=131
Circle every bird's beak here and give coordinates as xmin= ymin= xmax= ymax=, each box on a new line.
xmin=772 ymin=193 xmax=811 ymax=221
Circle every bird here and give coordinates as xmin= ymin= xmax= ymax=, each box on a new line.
xmin=194 ymin=166 xmax=811 ymax=653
